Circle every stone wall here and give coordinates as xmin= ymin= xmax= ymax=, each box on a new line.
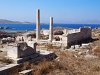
xmin=16 ymin=36 xmax=27 ymax=42
xmin=7 ymin=42 xmax=36 ymax=59
xmin=62 ymin=36 xmax=68 ymax=47
xmin=62 ymin=27 xmax=92 ymax=47
xmin=67 ymin=27 xmax=92 ymax=46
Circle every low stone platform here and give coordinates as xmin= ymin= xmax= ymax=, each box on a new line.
xmin=0 ymin=64 xmax=19 ymax=75
xmin=12 ymin=53 xmax=39 ymax=64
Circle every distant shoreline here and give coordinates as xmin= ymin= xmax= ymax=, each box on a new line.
xmin=0 ymin=24 xmax=100 ymax=32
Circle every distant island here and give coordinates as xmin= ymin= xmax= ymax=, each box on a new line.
xmin=0 ymin=19 xmax=32 ymax=24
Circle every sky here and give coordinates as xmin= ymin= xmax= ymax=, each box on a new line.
xmin=0 ymin=0 xmax=100 ymax=24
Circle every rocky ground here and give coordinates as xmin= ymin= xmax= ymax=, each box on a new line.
xmin=0 ymin=28 xmax=100 ymax=75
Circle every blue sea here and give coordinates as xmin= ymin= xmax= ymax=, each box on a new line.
xmin=0 ymin=24 xmax=100 ymax=32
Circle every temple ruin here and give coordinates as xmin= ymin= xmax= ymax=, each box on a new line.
xmin=0 ymin=9 xmax=92 ymax=74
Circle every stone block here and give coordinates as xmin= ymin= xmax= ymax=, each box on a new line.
xmin=7 ymin=42 xmax=36 ymax=59
xmin=27 ymin=41 xmax=36 ymax=50
xmin=19 ymin=69 xmax=33 ymax=75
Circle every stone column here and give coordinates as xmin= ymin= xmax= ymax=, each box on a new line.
xmin=49 ymin=17 xmax=53 ymax=42
xmin=36 ymin=9 xmax=40 ymax=41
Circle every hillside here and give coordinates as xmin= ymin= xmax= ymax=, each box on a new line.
xmin=0 ymin=19 xmax=32 ymax=24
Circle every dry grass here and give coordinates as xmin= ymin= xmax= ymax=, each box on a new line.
xmin=17 ymin=51 xmax=96 ymax=75
xmin=5 ymin=50 xmax=100 ymax=75
xmin=31 ymin=60 xmax=52 ymax=75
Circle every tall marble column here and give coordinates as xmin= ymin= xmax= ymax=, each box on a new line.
xmin=49 ymin=17 xmax=53 ymax=42
xmin=36 ymin=9 xmax=40 ymax=41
